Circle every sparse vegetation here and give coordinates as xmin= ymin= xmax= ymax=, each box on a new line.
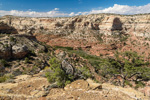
xmin=54 ymin=46 xmax=73 ymax=50
xmin=45 ymin=57 xmax=93 ymax=87
xmin=0 ymin=59 xmax=7 ymax=67
xmin=45 ymin=57 xmax=73 ymax=87
xmin=10 ymin=37 xmax=16 ymax=42
xmin=25 ymin=57 xmax=30 ymax=63
xmin=120 ymin=35 xmax=129 ymax=42
xmin=0 ymin=74 xmax=14 ymax=83
xmin=97 ymin=51 xmax=150 ymax=87
xmin=77 ymin=66 xmax=92 ymax=79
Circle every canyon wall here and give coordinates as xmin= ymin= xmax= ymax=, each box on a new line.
xmin=0 ymin=14 xmax=150 ymax=38
xmin=0 ymin=14 xmax=150 ymax=58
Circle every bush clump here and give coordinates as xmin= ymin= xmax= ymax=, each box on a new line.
xmin=25 ymin=57 xmax=30 ymax=64
xmin=97 ymin=51 xmax=150 ymax=87
xmin=0 ymin=74 xmax=14 ymax=83
xmin=45 ymin=57 xmax=73 ymax=87
xmin=45 ymin=57 xmax=93 ymax=87
xmin=0 ymin=59 xmax=7 ymax=67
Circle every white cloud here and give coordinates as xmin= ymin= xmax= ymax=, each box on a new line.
xmin=54 ymin=8 xmax=59 ymax=11
xmin=1 ymin=4 xmax=150 ymax=17
xmin=0 ymin=9 xmax=69 ymax=17
xmin=69 ymin=12 xmax=75 ymax=16
xmin=85 ymin=4 xmax=150 ymax=15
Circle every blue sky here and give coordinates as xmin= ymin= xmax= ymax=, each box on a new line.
xmin=0 ymin=0 xmax=150 ymax=17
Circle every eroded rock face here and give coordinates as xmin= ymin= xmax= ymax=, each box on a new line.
xmin=0 ymin=14 xmax=150 ymax=59
xmin=1 ymin=14 xmax=150 ymax=38
xmin=0 ymin=35 xmax=45 ymax=59
xmin=111 ymin=17 xmax=123 ymax=31
xmin=0 ymin=22 xmax=18 ymax=34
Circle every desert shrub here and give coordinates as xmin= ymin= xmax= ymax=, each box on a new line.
xmin=0 ymin=76 xmax=6 ymax=83
xmin=45 ymin=57 xmax=73 ymax=87
xmin=10 ymin=37 xmax=16 ymax=42
xmin=93 ymin=33 xmax=103 ymax=42
xmin=46 ymin=57 xmax=93 ymax=87
xmin=26 ymin=50 xmax=36 ymax=57
xmin=135 ymin=81 xmax=145 ymax=89
xmin=120 ymin=35 xmax=129 ymax=42
xmin=25 ymin=57 xmax=29 ymax=63
xmin=30 ymin=50 xmax=36 ymax=56
xmin=124 ymin=80 xmax=132 ymax=87
xmin=55 ymin=45 xmax=101 ymax=66
xmin=78 ymin=66 xmax=92 ymax=79
xmin=0 ymin=74 xmax=14 ymax=83
xmin=38 ymin=50 xmax=45 ymax=53
xmin=31 ymin=66 xmax=39 ymax=74
xmin=0 ymin=59 xmax=7 ymax=66
xmin=54 ymin=46 xmax=73 ymax=50
xmin=97 ymin=51 xmax=150 ymax=87
xmin=69 ymin=50 xmax=100 ymax=60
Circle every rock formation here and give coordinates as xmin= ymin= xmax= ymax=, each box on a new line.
xmin=61 ymin=60 xmax=74 ymax=75
xmin=0 ymin=14 xmax=150 ymax=99
xmin=0 ymin=14 xmax=150 ymax=59
xmin=1 ymin=14 xmax=150 ymax=37
xmin=0 ymin=35 xmax=45 ymax=59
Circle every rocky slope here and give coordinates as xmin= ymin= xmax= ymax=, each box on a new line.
xmin=0 ymin=14 xmax=150 ymax=100
xmin=0 ymin=72 xmax=149 ymax=100
xmin=0 ymin=35 xmax=45 ymax=60
xmin=0 ymin=14 xmax=150 ymax=59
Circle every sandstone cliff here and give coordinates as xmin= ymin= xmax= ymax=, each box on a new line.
xmin=1 ymin=14 xmax=150 ymax=37
xmin=0 ymin=14 xmax=150 ymax=59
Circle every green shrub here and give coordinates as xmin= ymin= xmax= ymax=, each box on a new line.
xmin=0 ymin=76 xmax=7 ymax=83
xmin=124 ymin=80 xmax=132 ymax=87
xmin=135 ymin=81 xmax=145 ymax=89
xmin=45 ymin=57 xmax=74 ymax=87
xmin=54 ymin=46 xmax=73 ymax=50
xmin=30 ymin=50 xmax=36 ymax=56
xmin=0 ymin=59 xmax=7 ymax=66
xmin=78 ymin=66 xmax=92 ymax=79
xmin=0 ymin=74 xmax=14 ymax=83
xmin=97 ymin=51 xmax=150 ymax=87
xmin=10 ymin=37 xmax=16 ymax=42
xmin=120 ymin=35 xmax=129 ymax=42
xmin=38 ymin=50 xmax=45 ymax=54
xmin=25 ymin=57 xmax=29 ymax=63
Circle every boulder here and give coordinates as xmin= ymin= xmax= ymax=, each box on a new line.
xmin=0 ymin=22 xmax=18 ymax=34
xmin=64 ymin=80 xmax=89 ymax=91
xmin=61 ymin=60 xmax=74 ymax=75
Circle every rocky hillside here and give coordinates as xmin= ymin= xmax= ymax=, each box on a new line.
xmin=0 ymin=14 xmax=150 ymax=59
xmin=1 ymin=14 xmax=150 ymax=37
xmin=0 ymin=73 xmax=149 ymax=100
xmin=0 ymin=14 xmax=150 ymax=100
xmin=0 ymin=35 xmax=45 ymax=59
